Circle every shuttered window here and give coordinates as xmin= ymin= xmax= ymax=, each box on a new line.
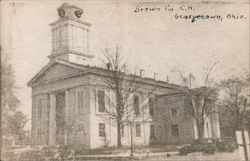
xmin=171 ymin=108 xmax=177 ymax=117
xmin=98 ymin=90 xmax=105 ymax=112
xmin=99 ymin=123 xmax=106 ymax=137
xmin=134 ymin=95 xmax=139 ymax=115
xmin=149 ymin=97 xmax=154 ymax=116
xmin=171 ymin=124 xmax=179 ymax=137
xmin=135 ymin=123 xmax=141 ymax=137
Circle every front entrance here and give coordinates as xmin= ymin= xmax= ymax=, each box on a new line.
xmin=56 ymin=91 xmax=65 ymax=145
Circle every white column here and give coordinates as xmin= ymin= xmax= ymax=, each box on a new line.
xmin=31 ymin=96 xmax=37 ymax=145
xmin=193 ymin=120 xmax=198 ymax=140
xmin=49 ymin=93 xmax=56 ymax=145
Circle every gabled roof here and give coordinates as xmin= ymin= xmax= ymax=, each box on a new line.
xmin=27 ymin=59 xmax=85 ymax=87
xmin=27 ymin=58 xmax=183 ymax=90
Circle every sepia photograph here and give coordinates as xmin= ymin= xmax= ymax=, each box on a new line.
xmin=0 ymin=0 xmax=249 ymax=160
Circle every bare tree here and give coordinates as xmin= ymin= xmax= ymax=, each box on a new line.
xmin=122 ymin=91 xmax=154 ymax=156
xmin=173 ymin=63 xmax=220 ymax=141
xmin=100 ymin=44 xmax=155 ymax=151
xmin=220 ymin=75 xmax=250 ymax=137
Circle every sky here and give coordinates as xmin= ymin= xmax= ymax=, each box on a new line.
xmin=1 ymin=0 xmax=249 ymax=126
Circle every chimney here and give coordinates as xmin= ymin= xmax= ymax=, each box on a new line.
xmin=140 ymin=69 xmax=145 ymax=77
xmin=166 ymin=75 xmax=169 ymax=83
xmin=154 ymin=72 xmax=158 ymax=80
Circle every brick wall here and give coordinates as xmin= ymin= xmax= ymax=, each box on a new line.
xmin=154 ymin=94 xmax=195 ymax=145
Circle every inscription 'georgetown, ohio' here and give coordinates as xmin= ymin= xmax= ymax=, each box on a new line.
xmin=134 ymin=4 xmax=247 ymax=22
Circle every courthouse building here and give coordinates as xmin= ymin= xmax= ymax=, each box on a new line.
xmin=28 ymin=3 xmax=221 ymax=149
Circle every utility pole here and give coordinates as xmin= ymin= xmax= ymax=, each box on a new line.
xmin=0 ymin=46 xmax=2 ymax=161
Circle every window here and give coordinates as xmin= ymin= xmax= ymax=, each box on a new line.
xmin=53 ymin=27 xmax=66 ymax=50
xmin=77 ymin=91 xmax=84 ymax=113
xmin=75 ymin=27 xmax=84 ymax=48
xmin=171 ymin=108 xmax=177 ymax=117
xmin=134 ymin=95 xmax=139 ymax=115
xmin=37 ymin=99 xmax=43 ymax=119
xmin=121 ymin=124 xmax=124 ymax=137
xmin=99 ymin=123 xmax=106 ymax=137
xmin=135 ymin=124 xmax=141 ymax=137
xmin=150 ymin=124 xmax=155 ymax=138
xmin=171 ymin=124 xmax=179 ymax=137
xmin=98 ymin=90 xmax=105 ymax=112
xmin=149 ymin=97 xmax=154 ymax=116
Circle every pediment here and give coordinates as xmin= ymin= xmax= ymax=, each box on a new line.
xmin=30 ymin=63 xmax=84 ymax=85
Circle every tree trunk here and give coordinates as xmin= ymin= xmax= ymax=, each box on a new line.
xmin=0 ymin=95 xmax=2 ymax=160
xmin=117 ymin=121 xmax=122 ymax=147
xmin=116 ymin=92 xmax=122 ymax=148
xmin=197 ymin=124 xmax=204 ymax=142
xmin=248 ymin=116 xmax=250 ymax=134
xmin=130 ymin=123 xmax=134 ymax=157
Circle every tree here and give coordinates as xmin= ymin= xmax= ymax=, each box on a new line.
xmin=100 ymin=44 xmax=154 ymax=150
xmin=122 ymin=92 xmax=153 ymax=156
xmin=173 ymin=64 xmax=220 ymax=141
xmin=3 ymin=111 xmax=28 ymax=143
xmin=1 ymin=49 xmax=28 ymax=147
xmin=220 ymin=76 xmax=250 ymax=137
xmin=1 ymin=56 xmax=20 ymax=112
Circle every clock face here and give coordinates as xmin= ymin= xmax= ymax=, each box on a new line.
xmin=58 ymin=9 xmax=65 ymax=18
xmin=74 ymin=10 xmax=82 ymax=18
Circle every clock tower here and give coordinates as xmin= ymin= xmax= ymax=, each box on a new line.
xmin=49 ymin=3 xmax=93 ymax=64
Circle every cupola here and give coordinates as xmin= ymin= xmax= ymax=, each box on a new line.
xmin=49 ymin=3 xmax=93 ymax=64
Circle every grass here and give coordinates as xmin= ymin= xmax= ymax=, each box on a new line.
xmin=76 ymin=144 xmax=179 ymax=155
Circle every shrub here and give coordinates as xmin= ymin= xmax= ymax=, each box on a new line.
xmin=190 ymin=140 xmax=210 ymax=152
xmin=179 ymin=138 xmax=236 ymax=156
xmin=190 ymin=143 xmax=203 ymax=152
xmin=224 ymin=139 xmax=237 ymax=152
xmin=40 ymin=145 xmax=58 ymax=157
xmin=2 ymin=150 xmax=15 ymax=160
xmin=215 ymin=138 xmax=236 ymax=153
xmin=19 ymin=149 xmax=44 ymax=161
xmin=178 ymin=145 xmax=192 ymax=155
xmin=201 ymin=144 xmax=215 ymax=154
xmin=215 ymin=141 xmax=227 ymax=152
xmin=225 ymin=144 xmax=235 ymax=153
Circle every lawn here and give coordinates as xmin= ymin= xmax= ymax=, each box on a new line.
xmin=76 ymin=144 xmax=179 ymax=155
xmin=2 ymin=144 xmax=179 ymax=160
